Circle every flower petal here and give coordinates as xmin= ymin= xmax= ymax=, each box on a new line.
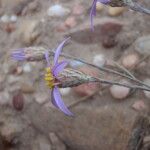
xmin=54 ymin=37 xmax=70 ymax=66
xmin=90 ymin=0 xmax=97 ymax=31
xmin=45 ymin=51 xmax=50 ymax=66
xmin=52 ymin=60 xmax=69 ymax=77
xmin=53 ymin=86 xmax=73 ymax=116
xmin=11 ymin=49 xmax=26 ymax=61
xmin=51 ymin=88 xmax=59 ymax=108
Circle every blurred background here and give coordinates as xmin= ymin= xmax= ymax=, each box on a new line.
xmin=0 ymin=0 xmax=150 ymax=149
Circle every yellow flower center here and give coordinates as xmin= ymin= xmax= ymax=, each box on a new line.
xmin=44 ymin=68 xmax=55 ymax=89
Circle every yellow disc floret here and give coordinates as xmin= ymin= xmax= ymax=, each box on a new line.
xmin=44 ymin=68 xmax=55 ymax=89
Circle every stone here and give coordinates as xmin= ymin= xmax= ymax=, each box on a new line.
xmin=3 ymin=22 xmax=16 ymax=33
xmin=65 ymin=16 xmax=77 ymax=28
xmin=73 ymin=66 xmax=100 ymax=96
xmin=134 ymin=35 xmax=150 ymax=55
xmin=0 ymin=14 xmax=9 ymax=23
xmin=10 ymin=15 xmax=17 ymax=22
xmin=23 ymin=63 xmax=32 ymax=73
xmin=100 ymin=22 xmax=122 ymax=48
xmin=47 ymin=4 xmax=70 ymax=17
xmin=12 ymin=91 xmax=24 ymax=111
xmin=108 ymin=7 xmax=125 ymax=16
xmin=56 ymin=23 xmax=68 ymax=32
xmin=110 ymin=80 xmax=130 ymax=100
xmin=132 ymin=100 xmax=147 ymax=111
xmin=121 ymin=53 xmax=139 ymax=69
xmin=93 ymin=54 xmax=106 ymax=67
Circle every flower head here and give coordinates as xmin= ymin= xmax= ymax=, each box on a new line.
xmin=90 ymin=0 xmax=110 ymax=31
xmin=44 ymin=38 xmax=73 ymax=116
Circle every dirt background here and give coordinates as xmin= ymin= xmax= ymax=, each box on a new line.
xmin=0 ymin=0 xmax=149 ymax=150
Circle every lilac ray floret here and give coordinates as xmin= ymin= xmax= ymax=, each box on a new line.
xmin=53 ymin=86 xmax=73 ymax=116
xmin=53 ymin=37 xmax=70 ymax=66
xmin=52 ymin=60 xmax=69 ymax=77
xmin=11 ymin=49 xmax=26 ymax=61
xmin=90 ymin=0 xmax=111 ymax=30
xmin=45 ymin=51 xmax=50 ymax=66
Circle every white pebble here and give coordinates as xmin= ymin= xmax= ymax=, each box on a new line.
xmin=60 ymin=88 xmax=71 ymax=96
xmin=23 ymin=63 xmax=32 ymax=73
xmin=110 ymin=81 xmax=130 ymax=99
xmin=47 ymin=4 xmax=70 ymax=17
xmin=10 ymin=15 xmax=17 ymax=22
xmin=0 ymin=14 xmax=9 ymax=23
xmin=93 ymin=54 xmax=106 ymax=67
xmin=143 ymin=79 xmax=150 ymax=99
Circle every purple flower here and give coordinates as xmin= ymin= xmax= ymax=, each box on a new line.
xmin=44 ymin=38 xmax=73 ymax=116
xmin=90 ymin=0 xmax=110 ymax=31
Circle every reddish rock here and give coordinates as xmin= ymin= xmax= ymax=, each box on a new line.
xmin=12 ymin=91 xmax=24 ymax=111
xmin=132 ymin=100 xmax=147 ymax=111
xmin=56 ymin=23 xmax=68 ymax=32
xmin=65 ymin=16 xmax=77 ymax=28
xmin=73 ymin=66 xmax=100 ymax=96
xmin=72 ymin=4 xmax=84 ymax=15
xmin=3 ymin=23 xmax=16 ymax=33
xmin=100 ymin=22 xmax=122 ymax=48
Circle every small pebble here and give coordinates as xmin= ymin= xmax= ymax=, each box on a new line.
xmin=23 ymin=63 xmax=32 ymax=73
xmin=122 ymin=53 xmax=139 ymax=69
xmin=96 ymin=2 xmax=104 ymax=11
xmin=132 ymin=100 xmax=147 ymax=111
xmin=110 ymin=80 xmax=130 ymax=99
xmin=65 ymin=16 xmax=77 ymax=28
xmin=47 ymin=4 xmax=70 ymax=17
xmin=10 ymin=15 xmax=17 ymax=22
xmin=0 ymin=14 xmax=9 ymax=23
xmin=56 ymin=23 xmax=68 ymax=32
xmin=93 ymin=54 xmax=106 ymax=67
xmin=108 ymin=7 xmax=125 ymax=16
xmin=101 ymin=22 xmax=122 ymax=48
xmin=12 ymin=91 xmax=24 ymax=111
xmin=60 ymin=88 xmax=71 ymax=96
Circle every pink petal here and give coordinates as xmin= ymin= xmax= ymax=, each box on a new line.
xmin=52 ymin=60 xmax=69 ymax=77
xmin=54 ymin=37 xmax=70 ymax=66
xmin=53 ymin=86 xmax=73 ymax=116
xmin=45 ymin=51 xmax=50 ymax=66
